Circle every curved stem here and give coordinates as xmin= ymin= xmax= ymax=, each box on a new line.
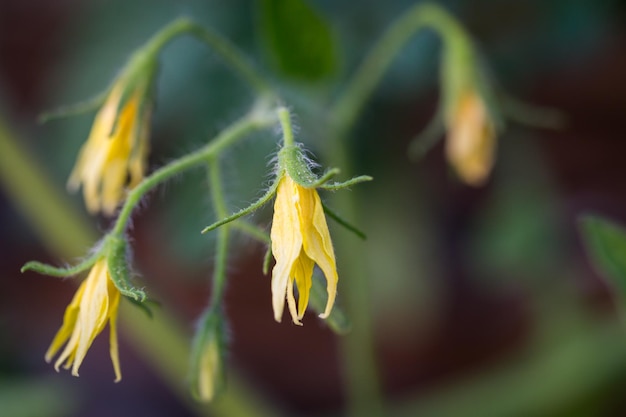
xmin=111 ymin=107 xmax=276 ymax=237
xmin=142 ymin=18 xmax=273 ymax=97
xmin=331 ymin=2 xmax=467 ymax=136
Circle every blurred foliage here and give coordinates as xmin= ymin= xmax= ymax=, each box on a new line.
xmin=580 ymin=215 xmax=626 ymax=307
xmin=257 ymin=0 xmax=339 ymax=82
xmin=0 ymin=377 xmax=77 ymax=417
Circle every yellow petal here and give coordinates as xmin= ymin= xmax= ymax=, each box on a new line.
xmin=286 ymin=275 xmax=301 ymax=326
xmin=296 ymin=183 xmax=338 ymax=319
xmin=292 ymin=253 xmax=314 ymax=320
xmin=270 ymin=177 xmax=304 ymax=322
xmin=45 ymin=280 xmax=86 ymax=363
xmin=108 ymin=278 xmax=122 ymax=382
xmin=445 ymin=91 xmax=495 ymax=186
xmin=67 ymin=83 xmax=147 ymax=215
xmin=47 ymin=259 xmax=122 ymax=380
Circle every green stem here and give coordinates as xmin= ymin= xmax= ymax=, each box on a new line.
xmin=142 ymin=18 xmax=272 ymax=96
xmin=277 ymin=107 xmax=295 ymax=146
xmin=208 ymin=159 xmax=230 ymax=307
xmin=332 ymin=2 xmax=467 ymax=136
xmin=184 ymin=23 xmax=273 ymax=97
xmin=111 ymin=106 xmax=275 ymax=237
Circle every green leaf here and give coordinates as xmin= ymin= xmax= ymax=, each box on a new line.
xmin=258 ymin=0 xmax=338 ymax=82
xmin=579 ymin=215 xmax=626 ymax=295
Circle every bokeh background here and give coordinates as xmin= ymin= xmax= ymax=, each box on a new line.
xmin=2 ymin=0 xmax=626 ymax=416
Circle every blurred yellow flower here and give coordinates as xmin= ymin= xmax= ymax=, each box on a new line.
xmin=270 ymin=175 xmax=338 ymax=325
xmin=68 ymin=82 xmax=149 ymax=215
xmin=45 ymin=259 xmax=122 ymax=382
xmin=196 ymin=336 xmax=221 ymax=402
xmin=445 ymin=89 xmax=495 ymax=186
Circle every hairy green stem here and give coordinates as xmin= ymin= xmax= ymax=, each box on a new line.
xmin=143 ymin=18 xmax=272 ymax=96
xmin=112 ymin=107 xmax=275 ymax=237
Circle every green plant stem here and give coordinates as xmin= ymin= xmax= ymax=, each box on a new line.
xmin=332 ymin=2 xmax=466 ymax=136
xmin=142 ymin=18 xmax=272 ymax=97
xmin=208 ymin=159 xmax=230 ymax=307
xmin=111 ymin=107 xmax=275 ymax=237
xmin=0 ymin=116 xmax=279 ymax=417
xmin=277 ymin=107 xmax=295 ymax=146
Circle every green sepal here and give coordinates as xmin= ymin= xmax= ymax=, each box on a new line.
xmin=498 ymin=91 xmax=566 ymax=130
xmin=309 ymin=274 xmax=351 ymax=335
xmin=20 ymin=250 xmax=101 ymax=277
xmin=407 ymin=106 xmax=445 ymax=161
xmin=322 ymin=203 xmax=367 ymax=240
xmin=318 ymin=175 xmax=373 ymax=191
xmin=189 ymin=308 xmax=227 ymax=402
xmin=278 ymin=145 xmax=319 ymax=186
xmin=201 ymin=177 xmax=280 ymax=234
xmin=262 ymin=246 xmax=273 ymax=276
xmin=106 ymin=236 xmax=146 ymax=302
xmin=38 ymin=91 xmax=108 ymax=124
xmin=579 ymin=215 xmax=626 ymax=296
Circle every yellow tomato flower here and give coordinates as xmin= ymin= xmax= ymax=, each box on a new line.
xmin=445 ymin=89 xmax=495 ymax=186
xmin=67 ymin=82 xmax=149 ymax=216
xmin=196 ymin=337 xmax=222 ymax=402
xmin=45 ymin=259 xmax=122 ymax=382
xmin=270 ymin=175 xmax=338 ymax=325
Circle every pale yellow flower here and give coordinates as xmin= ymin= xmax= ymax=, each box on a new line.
xmin=445 ymin=89 xmax=495 ymax=186
xmin=196 ymin=337 xmax=221 ymax=402
xmin=45 ymin=259 xmax=122 ymax=382
xmin=270 ymin=175 xmax=338 ymax=325
xmin=68 ymin=82 xmax=149 ymax=215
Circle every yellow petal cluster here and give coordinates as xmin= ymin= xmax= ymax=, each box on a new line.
xmin=45 ymin=259 xmax=122 ymax=382
xmin=68 ymin=82 xmax=149 ymax=216
xmin=270 ymin=175 xmax=338 ymax=325
xmin=445 ymin=89 xmax=495 ymax=186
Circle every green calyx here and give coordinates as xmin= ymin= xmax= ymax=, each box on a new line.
xmin=105 ymin=235 xmax=147 ymax=302
xmin=21 ymin=234 xmax=147 ymax=304
xmin=189 ymin=308 xmax=227 ymax=402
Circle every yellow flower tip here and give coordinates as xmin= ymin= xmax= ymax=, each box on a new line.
xmin=45 ymin=259 xmax=122 ymax=381
xmin=196 ymin=338 xmax=222 ymax=402
xmin=446 ymin=89 xmax=496 ymax=186
xmin=68 ymin=82 xmax=150 ymax=216
xmin=270 ymin=175 xmax=339 ymax=325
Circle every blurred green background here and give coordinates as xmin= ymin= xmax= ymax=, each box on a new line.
xmin=2 ymin=0 xmax=626 ymax=416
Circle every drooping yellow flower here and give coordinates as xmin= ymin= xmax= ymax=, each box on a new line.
xmin=270 ymin=175 xmax=338 ymax=325
xmin=445 ymin=89 xmax=495 ymax=186
xmin=45 ymin=259 xmax=122 ymax=382
xmin=67 ymin=82 xmax=149 ymax=216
